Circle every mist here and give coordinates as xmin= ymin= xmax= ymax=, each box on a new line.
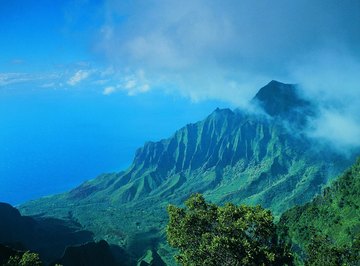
xmin=292 ymin=50 xmax=360 ymax=153
xmin=95 ymin=0 xmax=360 ymax=153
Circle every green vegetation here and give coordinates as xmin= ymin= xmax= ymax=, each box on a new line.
xmin=0 ymin=202 xmax=93 ymax=264
xmin=304 ymin=233 xmax=360 ymax=266
xmin=167 ymin=194 xmax=293 ymax=266
xmin=17 ymin=81 xmax=355 ymax=263
xmin=4 ymin=157 xmax=360 ymax=265
xmin=4 ymin=251 xmax=42 ymax=266
xmin=20 ymin=109 xmax=346 ymax=253
xmin=136 ymin=249 xmax=166 ymax=266
xmin=167 ymin=185 xmax=360 ymax=266
xmin=279 ymin=158 xmax=360 ymax=265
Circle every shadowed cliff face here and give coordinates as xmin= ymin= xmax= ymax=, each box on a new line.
xmin=0 ymin=244 xmax=22 ymax=265
xmin=54 ymin=240 xmax=118 ymax=266
xmin=253 ymin=81 xmax=308 ymax=116
xmin=252 ymin=80 xmax=316 ymax=127
xmin=19 ymin=81 xmax=354 ymax=264
xmin=0 ymin=203 xmax=135 ymax=265
xmin=0 ymin=202 xmax=94 ymax=264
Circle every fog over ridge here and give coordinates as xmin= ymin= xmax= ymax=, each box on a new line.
xmin=97 ymin=0 xmax=360 ymax=152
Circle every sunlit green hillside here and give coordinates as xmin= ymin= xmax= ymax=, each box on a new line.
xmin=19 ymin=81 xmax=353 ymax=263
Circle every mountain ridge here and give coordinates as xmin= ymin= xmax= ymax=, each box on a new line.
xmin=19 ymin=81 xmax=354 ymax=264
xmin=252 ymin=80 xmax=315 ymax=128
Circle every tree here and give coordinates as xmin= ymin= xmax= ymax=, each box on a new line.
xmin=305 ymin=233 xmax=360 ymax=266
xmin=4 ymin=251 xmax=42 ymax=266
xmin=166 ymin=193 xmax=293 ymax=266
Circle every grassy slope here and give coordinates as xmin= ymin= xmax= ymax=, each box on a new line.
xmin=19 ymin=109 xmax=349 ymax=263
xmin=278 ymin=158 xmax=360 ymax=263
xmin=18 ymin=81 xmax=354 ymax=263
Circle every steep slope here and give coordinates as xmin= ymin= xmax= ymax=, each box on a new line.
xmin=0 ymin=202 xmax=93 ymax=263
xmin=0 ymin=244 xmax=23 ymax=265
xmin=0 ymin=203 xmax=134 ymax=265
xmin=19 ymin=81 xmax=352 ymax=263
xmin=252 ymin=80 xmax=315 ymax=129
xmin=137 ymin=249 xmax=166 ymax=266
xmin=253 ymin=80 xmax=311 ymax=117
xmin=54 ymin=240 xmax=118 ymax=266
xmin=56 ymin=108 xmax=332 ymax=211
xmin=278 ymin=158 xmax=360 ymax=264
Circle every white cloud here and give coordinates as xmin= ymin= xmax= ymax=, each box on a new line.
xmin=40 ymin=82 xmax=56 ymax=88
xmin=67 ymin=70 xmax=91 ymax=86
xmin=96 ymin=0 xmax=360 ymax=107
xmin=0 ymin=73 xmax=32 ymax=86
xmin=290 ymin=50 xmax=360 ymax=105
xmin=0 ymin=72 xmax=60 ymax=87
xmin=97 ymin=68 xmax=152 ymax=96
xmin=119 ymin=69 xmax=151 ymax=96
xmin=308 ymin=109 xmax=360 ymax=152
xmin=127 ymin=84 xmax=150 ymax=96
xmin=102 ymin=86 xmax=116 ymax=95
xmin=93 ymin=0 xmax=360 ymax=154
xmin=284 ymin=50 xmax=360 ymax=152
xmin=124 ymin=78 xmax=137 ymax=90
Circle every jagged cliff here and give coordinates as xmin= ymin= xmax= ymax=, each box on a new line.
xmin=19 ymin=81 xmax=352 ymax=263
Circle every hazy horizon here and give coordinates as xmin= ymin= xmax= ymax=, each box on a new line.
xmin=0 ymin=87 xmax=232 ymax=204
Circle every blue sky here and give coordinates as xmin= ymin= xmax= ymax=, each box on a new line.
xmin=1 ymin=1 xmax=88 ymax=70
xmin=1 ymin=0 xmax=360 ymax=204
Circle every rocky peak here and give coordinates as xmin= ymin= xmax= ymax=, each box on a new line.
xmin=253 ymin=80 xmax=311 ymax=117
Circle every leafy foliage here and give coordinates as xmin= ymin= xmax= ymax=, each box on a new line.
xmin=19 ymin=82 xmax=353 ymax=264
xmin=167 ymin=194 xmax=293 ymax=266
xmin=4 ymin=251 xmax=42 ymax=266
xmin=19 ymin=107 xmax=346 ymax=264
xmin=304 ymin=233 xmax=360 ymax=266
xmin=279 ymin=158 xmax=360 ymax=265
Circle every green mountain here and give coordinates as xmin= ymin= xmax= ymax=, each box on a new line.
xmin=278 ymin=158 xmax=360 ymax=265
xmin=0 ymin=202 xmax=93 ymax=263
xmin=19 ymin=81 xmax=352 ymax=263
xmin=0 ymin=202 xmax=134 ymax=265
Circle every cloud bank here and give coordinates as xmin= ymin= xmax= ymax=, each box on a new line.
xmin=97 ymin=1 xmax=359 ymax=99
xmin=95 ymin=0 xmax=360 ymax=151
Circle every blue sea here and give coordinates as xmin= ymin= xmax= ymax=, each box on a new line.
xmin=0 ymin=88 xmax=229 ymax=205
